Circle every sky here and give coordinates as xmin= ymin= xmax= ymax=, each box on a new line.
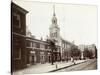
xmin=13 ymin=0 xmax=98 ymax=46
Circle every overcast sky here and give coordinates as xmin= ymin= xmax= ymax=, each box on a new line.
xmin=13 ymin=0 xmax=97 ymax=46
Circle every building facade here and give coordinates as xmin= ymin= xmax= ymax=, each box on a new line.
xmin=25 ymin=36 xmax=61 ymax=65
xmin=26 ymin=37 xmax=50 ymax=65
xmin=60 ymin=39 xmax=72 ymax=61
xmin=11 ymin=2 xmax=28 ymax=71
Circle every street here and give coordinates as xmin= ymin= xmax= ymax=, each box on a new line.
xmin=12 ymin=59 xmax=97 ymax=75
xmin=55 ymin=59 xmax=97 ymax=72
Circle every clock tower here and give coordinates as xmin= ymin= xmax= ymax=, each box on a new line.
xmin=49 ymin=5 xmax=60 ymax=45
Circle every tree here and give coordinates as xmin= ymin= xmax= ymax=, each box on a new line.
xmin=70 ymin=45 xmax=81 ymax=60
xmin=89 ymin=50 xmax=94 ymax=59
xmin=83 ymin=48 xmax=89 ymax=59
xmin=83 ymin=48 xmax=94 ymax=59
xmin=46 ymin=39 xmax=56 ymax=65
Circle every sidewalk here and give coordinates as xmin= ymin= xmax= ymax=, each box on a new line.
xmin=12 ymin=60 xmax=87 ymax=75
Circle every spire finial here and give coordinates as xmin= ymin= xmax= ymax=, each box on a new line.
xmin=53 ymin=4 xmax=55 ymax=16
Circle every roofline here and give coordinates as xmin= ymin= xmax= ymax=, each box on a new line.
xmin=11 ymin=2 xmax=29 ymax=14
xmin=61 ymin=37 xmax=75 ymax=45
xmin=26 ymin=36 xmax=48 ymax=44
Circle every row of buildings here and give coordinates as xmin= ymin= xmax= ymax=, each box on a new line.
xmin=11 ymin=2 xmax=97 ymax=72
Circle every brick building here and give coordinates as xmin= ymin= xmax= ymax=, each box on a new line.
xmin=25 ymin=35 xmax=61 ymax=65
xmin=11 ymin=2 xmax=28 ymax=71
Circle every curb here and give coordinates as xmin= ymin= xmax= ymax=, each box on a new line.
xmin=49 ymin=60 xmax=87 ymax=72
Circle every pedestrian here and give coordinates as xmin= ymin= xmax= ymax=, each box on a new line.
xmin=55 ymin=62 xmax=58 ymax=69
xmin=56 ymin=64 xmax=58 ymax=69
xmin=71 ymin=57 xmax=76 ymax=65
xmin=71 ymin=57 xmax=73 ymax=62
xmin=73 ymin=58 xmax=76 ymax=65
xmin=73 ymin=60 xmax=76 ymax=65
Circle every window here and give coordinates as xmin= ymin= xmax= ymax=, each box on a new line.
xmin=36 ymin=43 xmax=40 ymax=48
xmin=32 ymin=42 xmax=35 ymax=47
xmin=33 ymin=42 xmax=37 ymax=48
xmin=30 ymin=42 xmax=32 ymax=47
xmin=45 ymin=45 xmax=48 ymax=49
xmin=26 ymin=41 xmax=31 ymax=47
xmin=12 ymin=12 xmax=21 ymax=28
xmin=13 ymin=48 xmax=21 ymax=60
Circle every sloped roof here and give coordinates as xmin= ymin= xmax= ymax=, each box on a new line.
xmin=60 ymin=37 xmax=74 ymax=45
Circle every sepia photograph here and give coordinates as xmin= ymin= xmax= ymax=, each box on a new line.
xmin=11 ymin=0 xmax=98 ymax=75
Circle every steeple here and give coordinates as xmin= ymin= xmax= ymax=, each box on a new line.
xmin=49 ymin=4 xmax=60 ymax=46
xmin=52 ymin=4 xmax=57 ymax=25
xmin=53 ymin=4 xmax=55 ymax=16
